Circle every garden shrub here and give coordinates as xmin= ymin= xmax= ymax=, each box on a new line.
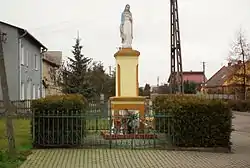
xmin=153 ymin=95 xmax=233 ymax=149
xmin=31 ymin=94 xmax=87 ymax=148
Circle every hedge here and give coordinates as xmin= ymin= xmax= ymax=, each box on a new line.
xmin=153 ymin=95 xmax=233 ymax=149
xmin=31 ymin=94 xmax=87 ymax=148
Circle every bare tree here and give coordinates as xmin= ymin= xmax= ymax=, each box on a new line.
xmin=0 ymin=29 xmax=16 ymax=154
xmin=228 ymin=30 xmax=250 ymax=100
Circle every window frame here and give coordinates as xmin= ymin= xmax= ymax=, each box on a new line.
xmin=20 ymin=45 xmax=24 ymax=65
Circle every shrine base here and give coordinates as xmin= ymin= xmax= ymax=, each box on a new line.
xmin=101 ymin=131 xmax=157 ymax=140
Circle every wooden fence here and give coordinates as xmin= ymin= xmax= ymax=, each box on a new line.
xmin=0 ymin=100 xmax=32 ymax=117
xmin=150 ymin=93 xmax=237 ymax=100
xmin=190 ymin=94 xmax=236 ymax=100
xmin=0 ymin=99 xmax=110 ymax=117
xmin=0 ymin=94 xmax=237 ymax=117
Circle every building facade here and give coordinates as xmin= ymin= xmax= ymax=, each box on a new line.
xmin=167 ymin=71 xmax=206 ymax=92
xmin=42 ymin=51 xmax=63 ymax=96
xmin=0 ymin=21 xmax=46 ymax=101
xmin=205 ymin=61 xmax=250 ymax=96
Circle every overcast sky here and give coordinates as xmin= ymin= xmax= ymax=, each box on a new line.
xmin=2 ymin=0 xmax=250 ymax=86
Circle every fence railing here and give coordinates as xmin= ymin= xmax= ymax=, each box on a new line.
xmin=32 ymin=111 xmax=172 ymax=149
xmin=0 ymin=100 xmax=32 ymax=117
xmin=151 ymin=93 xmax=236 ymax=100
xmin=0 ymin=94 xmax=236 ymax=117
xmin=191 ymin=94 xmax=236 ymax=100
xmin=0 ymin=99 xmax=110 ymax=117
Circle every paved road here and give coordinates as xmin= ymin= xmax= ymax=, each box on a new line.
xmin=20 ymin=112 xmax=250 ymax=168
xmin=233 ymin=112 xmax=250 ymax=133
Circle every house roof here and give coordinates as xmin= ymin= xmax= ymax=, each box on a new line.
xmin=0 ymin=21 xmax=47 ymax=50
xmin=205 ymin=63 xmax=241 ymax=88
xmin=43 ymin=51 xmax=62 ymax=67
xmin=168 ymin=71 xmax=206 ymax=84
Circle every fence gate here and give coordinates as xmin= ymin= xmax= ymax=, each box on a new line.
xmin=33 ymin=100 xmax=173 ymax=149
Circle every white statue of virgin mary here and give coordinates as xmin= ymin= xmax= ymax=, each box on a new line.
xmin=120 ymin=4 xmax=133 ymax=48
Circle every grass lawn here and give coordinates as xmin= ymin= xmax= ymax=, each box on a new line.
xmin=86 ymin=118 xmax=110 ymax=130
xmin=0 ymin=118 xmax=31 ymax=168
xmin=0 ymin=117 xmax=109 ymax=167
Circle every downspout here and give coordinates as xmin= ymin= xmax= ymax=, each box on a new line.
xmin=40 ymin=48 xmax=47 ymax=97
xmin=18 ymin=30 xmax=28 ymax=100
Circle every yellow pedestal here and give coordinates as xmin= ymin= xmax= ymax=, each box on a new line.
xmin=114 ymin=48 xmax=140 ymax=97
xmin=111 ymin=48 xmax=147 ymax=130
xmin=110 ymin=97 xmax=145 ymax=114
xmin=110 ymin=96 xmax=146 ymax=129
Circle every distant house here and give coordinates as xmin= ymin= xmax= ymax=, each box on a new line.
xmin=168 ymin=71 xmax=206 ymax=91
xmin=205 ymin=61 xmax=250 ymax=95
xmin=0 ymin=21 xmax=47 ymax=101
xmin=42 ymin=51 xmax=63 ymax=96
xmin=150 ymin=85 xmax=159 ymax=93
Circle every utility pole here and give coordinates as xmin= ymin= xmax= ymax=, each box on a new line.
xmin=201 ymin=61 xmax=206 ymax=86
xmin=170 ymin=0 xmax=183 ymax=94
xmin=157 ymin=76 xmax=159 ymax=87
xmin=109 ymin=66 xmax=112 ymax=76
xmin=0 ymin=29 xmax=16 ymax=155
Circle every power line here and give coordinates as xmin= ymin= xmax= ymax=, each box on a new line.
xmin=30 ymin=25 xmax=79 ymax=35
xmin=28 ymin=21 xmax=101 ymax=38
xmin=29 ymin=19 xmax=98 ymax=35
xmin=29 ymin=17 xmax=92 ymax=31
xmin=29 ymin=20 xmax=73 ymax=31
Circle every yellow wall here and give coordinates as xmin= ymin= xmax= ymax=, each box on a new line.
xmin=225 ymin=62 xmax=250 ymax=87
xmin=116 ymin=64 xmax=120 ymax=96
xmin=116 ymin=56 xmax=138 ymax=97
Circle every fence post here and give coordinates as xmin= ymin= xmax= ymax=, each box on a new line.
xmin=109 ymin=112 xmax=112 ymax=149
xmin=32 ymin=107 xmax=35 ymax=146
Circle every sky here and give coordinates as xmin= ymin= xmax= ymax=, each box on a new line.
xmin=1 ymin=0 xmax=250 ymax=86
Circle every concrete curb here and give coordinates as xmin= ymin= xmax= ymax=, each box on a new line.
xmin=166 ymin=147 xmax=231 ymax=153
xmin=233 ymin=111 xmax=250 ymax=116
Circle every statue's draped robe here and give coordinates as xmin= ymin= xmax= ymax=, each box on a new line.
xmin=120 ymin=11 xmax=133 ymax=48
xmin=128 ymin=112 xmax=139 ymax=129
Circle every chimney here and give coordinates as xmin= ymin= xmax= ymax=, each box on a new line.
xmin=228 ymin=62 xmax=232 ymax=66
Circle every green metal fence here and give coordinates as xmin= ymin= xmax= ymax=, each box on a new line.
xmin=32 ymin=109 xmax=173 ymax=149
xmin=0 ymin=99 xmax=173 ymax=149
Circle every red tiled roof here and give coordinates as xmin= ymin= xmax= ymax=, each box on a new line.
xmin=205 ymin=64 xmax=240 ymax=88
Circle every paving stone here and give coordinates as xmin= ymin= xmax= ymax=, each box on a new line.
xmin=20 ymin=148 xmax=250 ymax=168
xmin=19 ymin=113 xmax=250 ymax=168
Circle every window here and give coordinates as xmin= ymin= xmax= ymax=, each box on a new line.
xmin=42 ymin=86 xmax=46 ymax=98
xmin=37 ymin=85 xmax=40 ymax=98
xmin=34 ymin=54 xmax=38 ymax=70
xmin=26 ymin=50 xmax=29 ymax=66
xmin=20 ymin=45 xmax=24 ymax=65
xmin=27 ymin=81 xmax=31 ymax=100
xmin=20 ymin=82 xmax=25 ymax=100
xmin=32 ymin=84 xmax=36 ymax=99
